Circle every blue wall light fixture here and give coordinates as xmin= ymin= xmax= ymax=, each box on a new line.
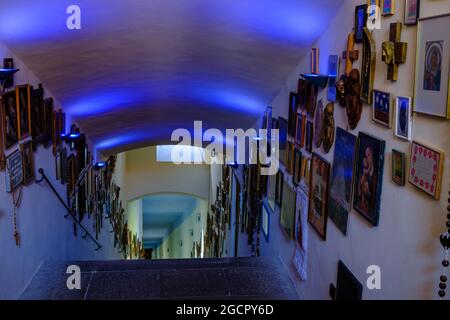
xmin=93 ymin=161 xmax=106 ymax=170
xmin=0 ymin=67 xmax=19 ymax=92
xmin=61 ymin=132 xmax=85 ymax=143
xmin=300 ymin=73 xmax=329 ymax=88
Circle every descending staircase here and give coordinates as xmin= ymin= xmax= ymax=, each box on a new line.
xmin=20 ymin=257 xmax=298 ymax=300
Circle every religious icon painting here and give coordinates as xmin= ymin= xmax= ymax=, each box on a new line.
xmin=292 ymin=147 xmax=302 ymax=187
xmin=408 ymin=141 xmax=444 ymax=200
xmin=21 ymin=141 xmax=34 ymax=185
xmin=395 ymin=96 xmax=412 ymax=141
xmin=327 ymin=55 xmax=340 ymax=102
xmin=322 ymin=103 xmax=335 ymax=154
xmin=30 ymin=84 xmax=44 ymax=147
xmin=16 ymin=85 xmax=31 ymax=141
xmin=5 ymin=150 xmax=23 ymax=193
xmin=382 ymin=0 xmax=395 ymax=16
xmin=353 ymin=132 xmax=385 ymax=227
xmin=314 ymin=100 xmax=323 ymax=148
xmin=355 ymin=5 xmax=368 ymax=43
xmin=392 ymin=149 xmax=406 ymax=187
xmin=404 ymin=0 xmax=420 ymax=25
xmin=414 ymin=14 xmax=450 ymax=119
xmin=373 ymin=89 xmax=392 ymax=128
xmin=2 ymin=90 xmax=19 ymax=149
xmin=280 ymin=179 xmax=296 ymax=239
xmin=308 ymin=153 xmax=330 ymax=241
xmin=305 ymin=120 xmax=313 ymax=153
xmin=328 ymin=128 xmax=357 ymax=236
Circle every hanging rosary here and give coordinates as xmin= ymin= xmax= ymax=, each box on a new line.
xmin=11 ymin=184 xmax=23 ymax=247
xmin=438 ymin=187 xmax=450 ymax=298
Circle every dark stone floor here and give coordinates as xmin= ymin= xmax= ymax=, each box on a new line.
xmin=19 ymin=257 xmax=298 ymax=300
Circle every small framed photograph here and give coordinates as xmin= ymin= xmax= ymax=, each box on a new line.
xmin=382 ymin=0 xmax=395 ymax=16
xmin=392 ymin=149 xmax=406 ymax=186
xmin=275 ymin=171 xmax=284 ymax=207
xmin=16 ymin=85 xmax=32 ymax=141
xmin=295 ymin=113 xmax=305 ymax=147
xmin=55 ymin=150 xmax=61 ymax=180
xmin=355 ymin=5 xmax=368 ymax=43
xmin=280 ymin=180 xmax=296 ymax=239
xmin=305 ymin=120 xmax=313 ymax=153
xmin=373 ymin=89 xmax=392 ymax=128
xmin=408 ymin=141 xmax=445 ymax=199
xmin=404 ymin=0 xmax=420 ymax=26
xmin=395 ymin=96 xmax=412 ymax=141
xmin=292 ymin=147 xmax=302 ymax=187
xmin=21 ymin=141 xmax=34 ymax=185
xmin=5 ymin=150 xmax=23 ymax=193
xmin=414 ymin=14 xmax=450 ymax=119
xmin=2 ymin=90 xmax=19 ymax=149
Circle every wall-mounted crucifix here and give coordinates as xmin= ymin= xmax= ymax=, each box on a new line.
xmin=342 ymin=32 xmax=359 ymax=76
xmin=382 ymin=22 xmax=407 ymax=81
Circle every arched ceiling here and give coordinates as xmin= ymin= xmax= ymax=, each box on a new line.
xmin=0 ymin=0 xmax=343 ymax=155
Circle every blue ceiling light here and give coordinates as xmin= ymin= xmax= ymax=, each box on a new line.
xmin=61 ymin=132 xmax=84 ymax=143
xmin=300 ymin=73 xmax=329 ymax=88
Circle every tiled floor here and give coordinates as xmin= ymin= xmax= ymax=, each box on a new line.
xmin=20 ymin=257 xmax=298 ymax=300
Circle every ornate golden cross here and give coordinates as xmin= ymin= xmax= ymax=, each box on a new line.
xmin=382 ymin=22 xmax=407 ymax=81
xmin=342 ymin=32 xmax=359 ymax=76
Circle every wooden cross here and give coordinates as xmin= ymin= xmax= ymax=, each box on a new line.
xmin=342 ymin=32 xmax=359 ymax=76
xmin=382 ymin=22 xmax=407 ymax=81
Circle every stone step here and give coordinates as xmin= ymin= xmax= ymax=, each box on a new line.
xmin=20 ymin=257 xmax=298 ymax=300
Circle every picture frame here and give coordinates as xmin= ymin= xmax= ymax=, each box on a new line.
xmin=308 ymin=153 xmax=330 ymax=241
xmin=267 ymin=170 xmax=277 ymax=212
xmin=327 ymin=55 xmax=340 ymax=102
xmin=5 ymin=150 xmax=23 ymax=193
xmin=20 ymin=141 xmax=34 ymax=185
xmin=295 ymin=188 xmax=308 ymax=249
xmin=404 ymin=0 xmax=420 ymax=26
xmin=42 ymin=98 xmax=54 ymax=147
xmin=3 ymin=58 xmax=14 ymax=88
xmin=414 ymin=14 xmax=450 ymax=119
xmin=305 ymin=120 xmax=313 ymax=153
xmin=395 ymin=96 xmax=413 ymax=141
xmin=300 ymin=155 xmax=311 ymax=193
xmin=295 ymin=113 xmax=305 ymax=147
xmin=288 ymin=92 xmax=298 ymax=138
xmin=355 ymin=4 xmax=368 ymax=43
xmin=314 ymin=100 xmax=323 ymax=148
xmin=373 ymin=89 xmax=392 ymax=128
xmin=30 ymin=84 xmax=44 ymax=146
xmin=381 ymin=0 xmax=395 ymax=16
xmin=392 ymin=149 xmax=406 ymax=186
xmin=2 ymin=90 xmax=19 ymax=149
xmin=262 ymin=202 xmax=270 ymax=241
xmin=353 ymin=132 xmax=386 ymax=226
xmin=328 ymin=128 xmax=357 ymax=236
xmin=336 ymin=261 xmax=363 ymax=300
xmin=60 ymin=147 xmax=68 ymax=184
xmin=0 ymin=97 xmax=4 ymax=171
xmin=55 ymin=149 xmax=61 ymax=180
xmin=16 ymin=85 xmax=32 ymax=141
xmin=280 ymin=179 xmax=296 ymax=239
xmin=286 ymin=142 xmax=294 ymax=175
xmin=275 ymin=170 xmax=284 ymax=208
xmin=408 ymin=141 xmax=445 ymax=199
xmin=278 ymin=117 xmax=288 ymax=166
xmin=292 ymin=147 xmax=302 ymax=187
xmin=311 ymin=48 xmax=319 ymax=74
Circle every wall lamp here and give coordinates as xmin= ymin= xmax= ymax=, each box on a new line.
xmin=93 ymin=161 xmax=106 ymax=170
xmin=61 ymin=132 xmax=85 ymax=143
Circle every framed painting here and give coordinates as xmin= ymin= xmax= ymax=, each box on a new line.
xmin=5 ymin=150 xmax=23 ymax=193
xmin=336 ymin=261 xmax=363 ymax=301
xmin=288 ymin=92 xmax=298 ymax=138
xmin=306 ymin=83 xmax=318 ymax=117
xmin=286 ymin=142 xmax=295 ymax=175
xmin=278 ymin=117 xmax=288 ymax=166
xmin=60 ymin=147 xmax=68 ymax=184
xmin=295 ymin=113 xmax=305 ymax=147
xmin=275 ymin=170 xmax=284 ymax=207
xmin=16 ymin=85 xmax=31 ymax=140
xmin=43 ymin=98 xmax=54 ymax=147
xmin=328 ymin=128 xmax=357 ymax=236
xmin=392 ymin=149 xmax=406 ymax=186
xmin=355 ymin=5 xmax=368 ymax=43
xmin=300 ymin=155 xmax=311 ymax=193
xmin=3 ymin=58 xmax=14 ymax=88
xmin=21 ymin=141 xmax=34 ymax=185
xmin=297 ymin=78 xmax=307 ymax=111
xmin=55 ymin=149 xmax=61 ymax=181
xmin=353 ymin=132 xmax=386 ymax=226
xmin=280 ymin=179 xmax=296 ymax=239
xmin=408 ymin=141 xmax=445 ymax=199
xmin=404 ymin=0 xmax=420 ymax=26
xmin=292 ymin=147 xmax=302 ymax=187
xmin=382 ymin=0 xmax=395 ymax=16
xmin=295 ymin=188 xmax=308 ymax=249
xmin=267 ymin=170 xmax=276 ymax=212
xmin=414 ymin=14 xmax=450 ymax=119
xmin=2 ymin=90 xmax=19 ymax=149
xmin=327 ymin=55 xmax=340 ymax=102
xmin=262 ymin=202 xmax=270 ymax=241
xmin=395 ymin=96 xmax=412 ymax=141
xmin=373 ymin=89 xmax=392 ymax=127
xmin=308 ymin=153 xmax=330 ymax=240
xmin=30 ymin=84 xmax=44 ymax=146
xmin=305 ymin=120 xmax=313 ymax=153
xmin=311 ymin=48 xmax=319 ymax=74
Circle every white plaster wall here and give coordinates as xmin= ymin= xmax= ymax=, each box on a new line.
xmin=258 ymin=0 xmax=450 ymax=300
xmin=122 ymin=146 xmax=210 ymax=202
xmin=0 ymin=43 xmax=121 ymax=299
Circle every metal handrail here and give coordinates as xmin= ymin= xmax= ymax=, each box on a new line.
xmin=35 ymin=168 xmax=102 ymax=251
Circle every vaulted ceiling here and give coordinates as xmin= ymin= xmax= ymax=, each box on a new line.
xmin=0 ymin=0 xmax=343 ymax=155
